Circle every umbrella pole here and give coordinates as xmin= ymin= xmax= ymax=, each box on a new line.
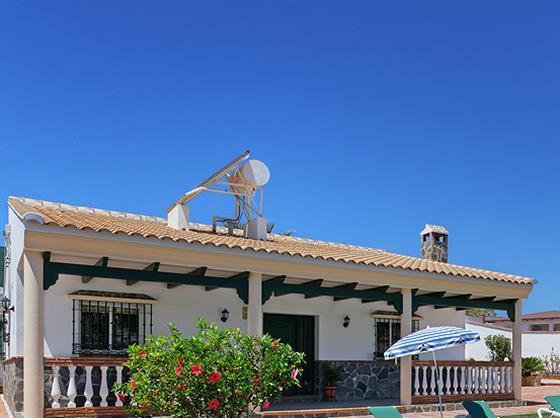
xmin=431 ymin=351 xmax=444 ymax=418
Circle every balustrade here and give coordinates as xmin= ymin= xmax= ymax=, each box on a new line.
xmin=45 ymin=357 xmax=127 ymax=411
xmin=411 ymin=361 xmax=513 ymax=401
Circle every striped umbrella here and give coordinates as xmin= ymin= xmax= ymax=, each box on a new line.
xmin=384 ymin=326 xmax=480 ymax=360
xmin=384 ymin=326 xmax=480 ymax=417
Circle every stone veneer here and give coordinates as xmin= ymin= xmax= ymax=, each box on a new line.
xmin=3 ymin=357 xmax=23 ymax=418
xmin=316 ymin=360 xmax=399 ymax=401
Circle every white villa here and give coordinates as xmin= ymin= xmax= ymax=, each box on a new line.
xmin=0 ymin=155 xmax=535 ymax=418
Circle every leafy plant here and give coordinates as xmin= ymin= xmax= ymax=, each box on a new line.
xmin=466 ymin=308 xmax=497 ymax=317
xmin=542 ymin=349 xmax=560 ymax=374
xmin=321 ymin=363 xmax=342 ymax=386
xmin=522 ymin=357 xmax=545 ymax=377
xmin=114 ymin=320 xmax=305 ymax=418
xmin=485 ymin=335 xmax=512 ymax=361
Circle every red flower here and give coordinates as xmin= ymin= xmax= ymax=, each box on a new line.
xmin=138 ymin=350 xmax=147 ymax=358
xmin=262 ymin=400 xmax=271 ymax=409
xmin=176 ymin=364 xmax=183 ymax=377
xmin=130 ymin=379 xmax=137 ymax=390
xmin=116 ymin=391 xmax=125 ymax=402
xmin=180 ymin=383 xmax=187 ymax=391
xmin=208 ymin=399 xmax=220 ymax=409
xmin=273 ymin=340 xmax=277 ymax=350
xmin=207 ymin=371 xmax=222 ymax=383
xmin=191 ymin=364 xmax=203 ymax=376
xmin=253 ymin=376 xmax=261 ymax=386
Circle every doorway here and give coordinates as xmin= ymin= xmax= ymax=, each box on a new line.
xmin=263 ymin=313 xmax=316 ymax=396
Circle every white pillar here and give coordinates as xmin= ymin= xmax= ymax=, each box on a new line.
xmin=512 ymin=300 xmax=522 ymax=400
xmin=247 ymin=272 xmax=263 ymax=336
xmin=400 ymin=288 xmax=412 ymax=405
xmin=23 ymin=251 xmax=44 ymax=418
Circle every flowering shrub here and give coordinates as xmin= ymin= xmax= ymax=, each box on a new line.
xmin=114 ymin=319 xmax=305 ymax=417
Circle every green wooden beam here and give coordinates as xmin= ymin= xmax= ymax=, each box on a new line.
xmin=264 ymin=275 xmax=286 ymax=284
xmin=81 ymin=257 xmax=109 ymax=283
xmin=305 ymin=281 xmax=359 ymax=299
xmin=332 ymin=283 xmax=359 ymax=301
xmin=277 ymin=279 xmax=323 ymax=297
xmin=127 ymin=262 xmax=160 ymax=286
xmin=169 ymin=267 xmax=207 ymax=289
xmin=205 ymin=271 xmax=249 ymax=291
xmin=263 ymin=280 xmax=402 ymax=312
xmin=470 ymin=296 xmax=496 ymax=302
xmin=43 ymin=254 xmax=249 ymax=303
xmin=412 ymin=293 xmax=517 ymax=321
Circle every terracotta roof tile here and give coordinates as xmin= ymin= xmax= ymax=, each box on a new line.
xmin=8 ymin=197 xmax=534 ymax=285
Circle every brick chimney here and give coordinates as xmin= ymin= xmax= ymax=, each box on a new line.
xmin=420 ymin=224 xmax=448 ymax=263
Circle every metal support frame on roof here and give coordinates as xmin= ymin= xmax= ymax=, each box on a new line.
xmin=262 ymin=279 xmax=403 ymax=312
xmin=42 ymin=253 xmax=249 ymax=303
xmin=412 ymin=292 xmax=517 ymax=321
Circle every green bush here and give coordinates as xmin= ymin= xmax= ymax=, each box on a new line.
xmin=114 ymin=320 xmax=305 ymax=417
xmin=522 ymin=357 xmax=545 ymax=377
xmin=484 ymin=335 xmax=512 ymax=361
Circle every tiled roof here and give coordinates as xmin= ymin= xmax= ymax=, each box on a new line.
xmin=8 ymin=197 xmax=534 ymax=285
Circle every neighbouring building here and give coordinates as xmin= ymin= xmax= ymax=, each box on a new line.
xmin=465 ymin=311 xmax=560 ymax=361
xmin=0 ymin=153 xmax=535 ymax=417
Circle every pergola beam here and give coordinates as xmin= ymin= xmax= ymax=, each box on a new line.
xmin=262 ymin=280 xmax=402 ymax=312
xmin=127 ymin=262 xmax=160 ymax=286
xmin=169 ymin=267 xmax=207 ymax=289
xmin=81 ymin=257 xmax=109 ymax=283
xmin=205 ymin=271 xmax=250 ymax=291
xmin=412 ymin=292 xmax=517 ymax=320
xmin=43 ymin=254 xmax=249 ymax=303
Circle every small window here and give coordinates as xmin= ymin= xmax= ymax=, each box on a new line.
xmin=373 ymin=318 xmax=419 ymax=359
xmin=554 ymin=324 xmax=560 ymax=331
xmin=529 ymin=324 xmax=549 ymax=331
xmin=73 ymin=299 xmax=153 ymax=355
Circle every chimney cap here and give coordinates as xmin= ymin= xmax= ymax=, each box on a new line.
xmin=420 ymin=224 xmax=449 ymax=236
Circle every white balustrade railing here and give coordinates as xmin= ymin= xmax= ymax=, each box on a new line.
xmin=46 ymin=358 xmax=127 ymax=410
xmin=412 ymin=361 xmax=513 ymax=399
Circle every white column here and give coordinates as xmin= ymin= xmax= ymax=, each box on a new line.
xmin=247 ymin=272 xmax=263 ymax=336
xmin=23 ymin=251 xmax=44 ymax=418
xmin=512 ymin=300 xmax=522 ymax=400
xmin=400 ymin=288 xmax=412 ymax=405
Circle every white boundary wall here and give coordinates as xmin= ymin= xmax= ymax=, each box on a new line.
xmin=466 ymin=322 xmax=560 ymax=360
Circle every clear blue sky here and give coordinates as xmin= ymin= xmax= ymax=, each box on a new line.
xmin=1 ymin=1 xmax=558 ymax=313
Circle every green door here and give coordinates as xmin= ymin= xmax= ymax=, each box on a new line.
xmin=263 ymin=313 xmax=315 ymax=396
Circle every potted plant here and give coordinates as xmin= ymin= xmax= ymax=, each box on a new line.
xmin=522 ymin=356 xmax=545 ymax=386
xmin=322 ymin=363 xmax=342 ymax=401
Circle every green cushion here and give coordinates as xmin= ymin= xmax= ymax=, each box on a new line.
xmin=546 ymin=396 xmax=560 ymax=411
xmin=368 ymin=406 xmax=403 ymax=418
xmin=462 ymin=401 xmax=498 ymax=418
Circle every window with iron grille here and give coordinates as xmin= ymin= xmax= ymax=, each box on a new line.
xmin=373 ymin=317 xmax=419 ymax=359
xmin=72 ymin=300 xmax=152 ymax=355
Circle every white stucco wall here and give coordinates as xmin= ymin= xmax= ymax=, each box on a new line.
xmin=417 ymin=307 xmax=466 ymax=360
xmin=465 ymin=322 xmax=560 ymax=360
xmin=40 ymin=274 xmax=468 ymax=360
xmin=6 ymin=208 xmax=25 ymax=357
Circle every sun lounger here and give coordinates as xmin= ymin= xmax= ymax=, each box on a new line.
xmin=368 ymin=406 xmax=404 ymax=418
xmin=538 ymin=396 xmax=560 ymax=418
xmin=462 ymin=400 xmax=499 ymax=418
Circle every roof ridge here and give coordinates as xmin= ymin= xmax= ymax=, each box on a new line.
xmin=8 ymin=196 xmax=387 ymax=254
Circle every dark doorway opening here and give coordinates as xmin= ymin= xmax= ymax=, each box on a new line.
xmin=264 ymin=313 xmax=316 ymax=396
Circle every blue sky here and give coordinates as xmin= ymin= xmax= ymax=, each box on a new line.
xmin=1 ymin=1 xmax=558 ymax=313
